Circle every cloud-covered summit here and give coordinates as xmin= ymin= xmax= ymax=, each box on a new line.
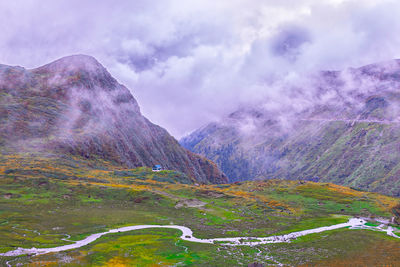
xmin=1 ymin=0 xmax=400 ymax=137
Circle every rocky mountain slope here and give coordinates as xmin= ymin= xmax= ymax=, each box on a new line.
xmin=0 ymin=55 xmax=227 ymax=184
xmin=181 ymin=60 xmax=400 ymax=195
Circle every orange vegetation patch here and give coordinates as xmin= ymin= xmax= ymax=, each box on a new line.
xmin=295 ymin=182 xmax=364 ymax=200
xmin=294 ymin=182 xmax=398 ymax=213
xmin=104 ymin=257 xmax=132 ymax=267
xmin=369 ymin=193 xmax=399 ymax=213
xmin=323 ymin=183 xmax=365 ymax=197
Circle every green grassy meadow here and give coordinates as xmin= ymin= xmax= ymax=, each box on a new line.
xmin=0 ymin=153 xmax=399 ymax=266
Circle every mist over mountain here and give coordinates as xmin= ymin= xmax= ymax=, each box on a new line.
xmin=181 ymin=59 xmax=400 ymax=195
xmin=2 ymin=2 xmax=400 ymax=265
xmin=3 ymin=1 xmax=400 ymax=138
xmin=0 ymin=55 xmax=227 ymax=184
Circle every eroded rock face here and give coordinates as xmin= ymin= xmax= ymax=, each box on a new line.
xmin=0 ymin=55 xmax=227 ymax=184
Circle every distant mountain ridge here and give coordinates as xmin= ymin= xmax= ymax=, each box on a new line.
xmin=0 ymin=55 xmax=227 ymax=184
xmin=181 ymin=59 xmax=400 ymax=195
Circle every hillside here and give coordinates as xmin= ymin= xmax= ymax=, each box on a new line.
xmin=0 ymin=55 xmax=226 ymax=184
xmin=181 ymin=60 xmax=400 ymax=196
xmin=0 ymin=154 xmax=399 ymax=266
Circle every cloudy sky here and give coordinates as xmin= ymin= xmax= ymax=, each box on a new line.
xmin=1 ymin=0 xmax=400 ymax=137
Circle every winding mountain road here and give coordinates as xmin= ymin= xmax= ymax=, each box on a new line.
xmin=301 ymin=118 xmax=400 ymax=125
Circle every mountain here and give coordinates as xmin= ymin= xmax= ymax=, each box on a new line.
xmin=1 ymin=56 xmax=399 ymax=267
xmin=181 ymin=59 xmax=400 ymax=195
xmin=0 ymin=55 xmax=227 ymax=184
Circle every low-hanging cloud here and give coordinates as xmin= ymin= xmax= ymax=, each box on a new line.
xmin=1 ymin=0 xmax=400 ymax=138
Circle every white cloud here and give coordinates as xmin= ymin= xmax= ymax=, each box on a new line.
xmin=0 ymin=0 xmax=399 ymax=137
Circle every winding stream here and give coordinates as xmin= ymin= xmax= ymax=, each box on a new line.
xmin=1 ymin=218 xmax=398 ymax=257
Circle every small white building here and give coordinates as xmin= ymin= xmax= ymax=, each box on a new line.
xmin=152 ymin=165 xmax=162 ymax=172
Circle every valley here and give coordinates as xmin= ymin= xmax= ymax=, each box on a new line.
xmin=0 ymin=153 xmax=399 ymax=266
xmin=181 ymin=61 xmax=400 ymax=197
xmin=2 ymin=1 xmax=400 ymax=265
xmin=2 ymin=218 xmax=398 ymax=258
xmin=1 ymin=56 xmax=400 ymax=266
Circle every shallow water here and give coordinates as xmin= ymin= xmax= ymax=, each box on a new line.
xmin=0 ymin=217 xmax=398 ymax=257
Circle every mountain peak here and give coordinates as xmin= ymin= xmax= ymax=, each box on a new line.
xmin=34 ymin=54 xmax=105 ymax=74
xmin=48 ymin=54 xmax=101 ymax=66
xmin=31 ymin=54 xmax=119 ymax=93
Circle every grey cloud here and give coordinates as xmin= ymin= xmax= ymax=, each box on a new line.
xmin=270 ymin=25 xmax=311 ymax=60
xmin=0 ymin=0 xmax=399 ymax=137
